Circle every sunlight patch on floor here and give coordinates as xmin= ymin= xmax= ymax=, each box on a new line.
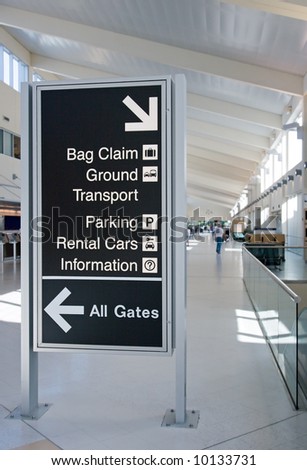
xmin=225 ymin=247 xmax=242 ymax=252
xmin=236 ymin=308 xmax=266 ymax=343
xmin=0 ymin=289 xmax=21 ymax=323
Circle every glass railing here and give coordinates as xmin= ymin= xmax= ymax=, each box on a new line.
xmin=242 ymin=245 xmax=301 ymax=408
xmin=298 ymin=307 xmax=307 ymax=401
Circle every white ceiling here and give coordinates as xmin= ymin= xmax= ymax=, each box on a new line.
xmin=1 ymin=0 xmax=307 ymax=216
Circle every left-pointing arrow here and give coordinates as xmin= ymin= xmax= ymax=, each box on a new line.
xmin=44 ymin=287 xmax=84 ymax=333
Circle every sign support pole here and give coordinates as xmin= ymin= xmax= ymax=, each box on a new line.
xmin=162 ymin=75 xmax=199 ymax=428
xmin=21 ymin=82 xmax=39 ymax=418
xmin=9 ymin=84 xmax=49 ymax=420
xmin=174 ymin=74 xmax=187 ymax=424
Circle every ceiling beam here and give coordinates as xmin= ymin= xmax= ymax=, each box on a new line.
xmin=32 ymin=55 xmax=283 ymax=134
xmin=0 ymin=5 xmax=303 ymax=95
xmin=189 ymin=135 xmax=261 ymax=163
xmin=223 ymin=0 xmax=307 ymax=21
xmin=188 ymin=155 xmax=251 ymax=181
xmin=31 ymin=54 xmax=115 ymax=79
xmin=188 ymin=118 xmax=270 ymax=150
xmin=187 ymin=145 xmax=257 ymax=172
xmin=188 ymin=195 xmax=236 ymax=210
xmin=188 ymin=191 xmax=237 ymax=208
xmin=188 ymin=184 xmax=238 ymax=206
xmin=188 ymin=169 xmax=245 ymax=194
xmin=188 ymin=93 xmax=282 ymax=130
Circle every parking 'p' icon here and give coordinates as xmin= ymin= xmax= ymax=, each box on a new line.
xmin=142 ymin=214 xmax=158 ymax=230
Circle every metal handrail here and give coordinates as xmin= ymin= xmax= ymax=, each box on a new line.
xmin=242 ymin=245 xmax=301 ymax=304
xmin=242 ymin=244 xmax=307 ymax=251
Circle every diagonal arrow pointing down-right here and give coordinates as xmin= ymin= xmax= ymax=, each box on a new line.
xmin=44 ymin=287 xmax=84 ymax=333
xmin=123 ymin=95 xmax=158 ymax=132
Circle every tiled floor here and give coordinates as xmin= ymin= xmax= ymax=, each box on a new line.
xmin=1 ymin=234 xmax=307 ymax=450
xmin=244 ymin=245 xmax=307 ymax=282
xmin=274 ymin=249 xmax=307 ymax=282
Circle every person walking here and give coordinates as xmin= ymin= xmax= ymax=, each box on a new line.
xmin=214 ymin=223 xmax=224 ymax=254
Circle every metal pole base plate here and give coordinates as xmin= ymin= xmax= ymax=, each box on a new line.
xmin=162 ymin=408 xmax=200 ymax=428
xmin=6 ymin=403 xmax=51 ymax=421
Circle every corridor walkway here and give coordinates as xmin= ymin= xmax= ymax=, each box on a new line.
xmin=0 ymin=234 xmax=307 ymax=450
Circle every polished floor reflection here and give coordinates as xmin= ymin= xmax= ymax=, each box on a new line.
xmin=1 ymin=235 xmax=307 ymax=450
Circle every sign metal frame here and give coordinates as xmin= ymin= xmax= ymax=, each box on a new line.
xmin=19 ymin=74 xmax=196 ymax=426
xmin=32 ymin=77 xmax=173 ymax=354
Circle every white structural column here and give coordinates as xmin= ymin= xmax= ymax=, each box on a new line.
xmin=303 ymin=75 xmax=307 ymax=254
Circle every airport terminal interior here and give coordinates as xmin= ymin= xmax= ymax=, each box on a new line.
xmin=1 ymin=235 xmax=307 ymax=450
xmin=1 ymin=0 xmax=307 ymax=450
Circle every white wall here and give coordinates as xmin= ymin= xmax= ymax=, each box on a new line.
xmin=286 ymin=193 xmax=304 ymax=246
xmin=0 ymin=27 xmax=30 ymax=63
xmin=0 ymin=153 xmax=20 ymax=203
xmin=0 ymin=81 xmax=21 ymax=135
xmin=0 ymin=27 xmax=27 ymax=206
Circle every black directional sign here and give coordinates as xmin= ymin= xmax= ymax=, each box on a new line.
xmin=33 ymin=78 xmax=173 ymax=353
